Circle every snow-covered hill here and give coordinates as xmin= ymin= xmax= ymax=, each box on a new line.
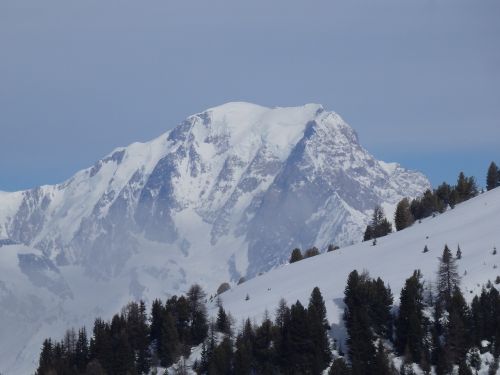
xmin=0 ymin=102 xmax=430 ymax=373
xmin=216 ymin=187 xmax=500 ymax=348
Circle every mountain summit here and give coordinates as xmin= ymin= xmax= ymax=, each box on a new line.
xmin=1 ymin=102 xmax=429 ymax=283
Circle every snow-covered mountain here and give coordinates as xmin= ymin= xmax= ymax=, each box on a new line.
xmin=0 ymin=102 xmax=430 ymax=373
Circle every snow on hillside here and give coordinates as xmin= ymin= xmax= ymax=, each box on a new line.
xmin=216 ymin=188 xmax=500 ymax=344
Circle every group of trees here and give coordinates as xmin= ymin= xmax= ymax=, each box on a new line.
xmin=36 ymin=247 xmax=500 ymax=375
xmin=289 ymin=246 xmax=320 ymax=263
xmin=377 ymin=163 xmax=497 ymax=236
xmin=394 ymin=171 xmax=479 ymax=232
xmin=363 ymin=205 xmax=393 ymax=241
xmin=197 ymin=287 xmax=332 ymax=374
xmin=289 ymin=245 xmax=339 ymax=264
xmin=341 ymin=246 xmax=500 ymax=375
xmin=36 ymin=284 xmax=209 ymax=375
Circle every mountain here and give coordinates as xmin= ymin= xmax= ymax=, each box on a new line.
xmin=0 ymin=102 xmax=429 ymax=373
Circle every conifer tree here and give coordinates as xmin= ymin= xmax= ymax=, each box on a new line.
xmin=395 ymin=198 xmax=414 ymax=231
xmin=308 ymin=287 xmax=332 ymax=373
xmin=370 ymin=277 xmax=393 ymax=339
xmin=487 ymin=161 xmax=499 ymax=191
xmin=234 ymin=319 xmax=255 ymax=374
xmin=211 ymin=336 xmax=234 ymax=374
xmin=89 ymin=318 xmax=113 ymax=373
xmin=36 ymin=339 xmax=54 ymax=375
xmin=446 ymin=287 xmax=470 ymax=366
xmin=455 ymin=172 xmax=478 ymax=202
xmin=304 ymin=246 xmax=320 ymax=258
xmin=75 ymin=327 xmax=89 ymax=372
xmin=216 ymin=305 xmax=231 ymax=335
xmin=364 ymin=206 xmax=392 ymax=240
xmin=160 ymin=310 xmax=181 ymax=367
xmin=437 ymin=245 xmax=460 ymax=308
xmin=435 ymin=182 xmax=453 ymax=210
xmin=253 ymin=312 xmax=275 ymax=374
xmin=396 ymin=270 xmax=426 ymax=363
xmin=150 ymin=299 xmax=164 ymax=356
xmin=343 ymin=271 xmax=376 ymax=375
xmin=290 ymin=248 xmax=303 ymax=263
xmin=187 ymin=284 xmax=209 ymax=345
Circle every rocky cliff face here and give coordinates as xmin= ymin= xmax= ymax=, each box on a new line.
xmin=1 ymin=102 xmax=429 ymax=283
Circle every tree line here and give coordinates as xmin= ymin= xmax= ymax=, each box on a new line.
xmin=36 ymin=284 xmax=209 ymax=375
xmin=394 ymin=162 xmax=500 ymax=234
xmin=36 ymin=244 xmax=500 ymax=374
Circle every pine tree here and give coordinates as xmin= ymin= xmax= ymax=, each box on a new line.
xmin=435 ymin=182 xmax=453 ymax=210
xmin=446 ymin=287 xmax=470 ymax=365
xmin=160 ymin=310 xmax=180 ymax=367
xmin=364 ymin=206 xmax=392 ymax=241
xmin=437 ymin=245 xmax=460 ymax=308
xmin=395 ymin=198 xmax=414 ymax=231
xmin=420 ymin=189 xmax=440 ymax=217
xmin=290 ymin=248 xmax=303 ymax=263
xmin=187 ymin=284 xmax=209 ymax=345
xmin=308 ymin=287 xmax=332 ymax=373
xmin=456 ymin=245 xmax=462 ymax=260
xmin=370 ymin=277 xmax=393 ymax=339
xmin=234 ymin=319 xmax=255 ymax=374
xmin=211 ymin=336 xmax=234 ymax=374
xmin=75 ymin=327 xmax=89 ymax=372
xmin=396 ymin=270 xmax=426 ymax=363
xmin=456 ymin=172 xmax=478 ymax=203
xmin=150 ymin=299 xmax=164 ymax=358
xmin=274 ymin=298 xmax=291 ymax=371
xmin=304 ymin=246 xmax=320 ymax=258
xmin=486 ymin=161 xmax=499 ymax=191
xmin=110 ymin=314 xmax=135 ymax=375
xmin=343 ymin=271 xmax=376 ymax=375
xmin=89 ymin=318 xmax=113 ymax=374
xmin=36 ymin=339 xmax=54 ymax=375
xmin=136 ymin=301 xmax=151 ymax=374
xmin=254 ymin=312 xmax=275 ymax=374
xmin=216 ymin=305 xmax=231 ymax=335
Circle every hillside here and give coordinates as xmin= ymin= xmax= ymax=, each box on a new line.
xmin=216 ymin=187 xmax=500 ymax=345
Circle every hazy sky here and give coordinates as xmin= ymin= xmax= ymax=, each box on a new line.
xmin=1 ymin=0 xmax=499 ymax=191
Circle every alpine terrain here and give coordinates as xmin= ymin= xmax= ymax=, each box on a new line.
xmin=0 ymin=102 xmax=429 ymax=373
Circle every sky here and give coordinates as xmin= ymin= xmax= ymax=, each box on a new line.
xmin=0 ymin=0 xmax=499 ymax=191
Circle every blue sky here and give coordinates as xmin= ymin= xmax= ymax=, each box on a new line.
xmin=1 ymin=0 xmax=499 ymax=191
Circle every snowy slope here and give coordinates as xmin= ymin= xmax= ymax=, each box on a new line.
xmin=0 ymin=102 xmax=430 ymax=373
xmin=216 ymin=187 xmax=500 ymax=347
